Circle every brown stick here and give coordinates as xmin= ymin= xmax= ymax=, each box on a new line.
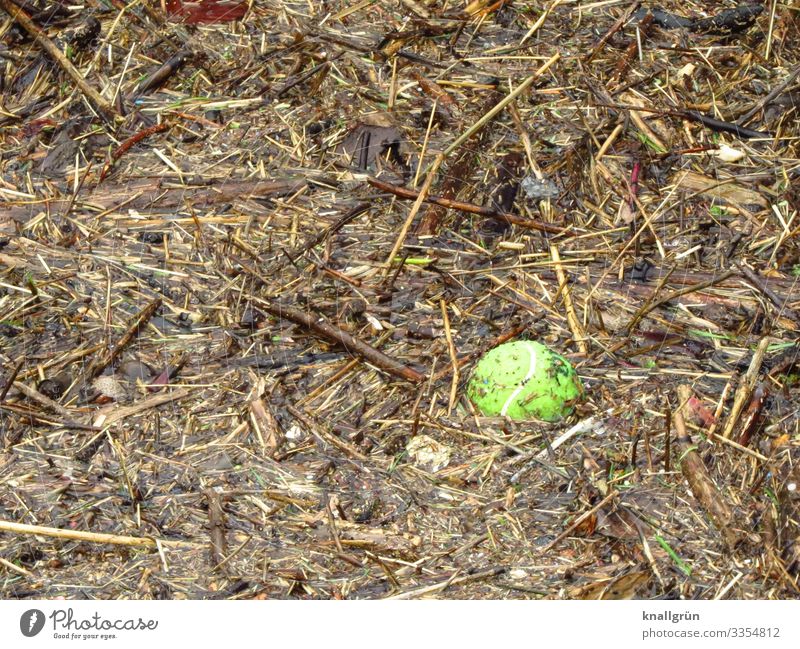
xmin=384 ymin=153 xmax=445 ymax=267
xmin=0 ymin=554 xmax=33 ymax=577
xmin=623 ymin=263 xmax=677 ymax=336
xmin=720 ymin=337 xmax=771 ymax=439
xmin=0 ymin=0 xmax=115 ymax=118
xmin=280 ymin=202 xmax=371 ymax=269
xmin=99 ymin=123 xmax=170 ymax=181
xmin=324 ymin=495 xmax=344 ymax=554
xmin=551 ymin=244 xmax=588 ymax=354
xmin=368 ymin=177 xmax=566 ymax=235
xmin=739 ymin=63 xmax=800 ymax=123
xmin=0 ymin=519 xmax=196 ymax=548
xmin=134 ymin=50 xmax=194 ymax=97
xmin=203 ymin=488 xmax=228 ymax=570
xmin=675 ymin=385 xmax=739 ymax=549
xmin=93 ymin=297 xmax=162 ymax=381
xmin=440 ymin=299 xmax=459 ymax=412
xmin=61 ymin=160 xmax=95 ymax=222
xmin=287 ymin=404 xmax=369 ymax=461
xmin=259 ymin=301 xmax=424 ymax=384
xmin=585 ymin=1 xmax=642 ymax=63
xmin=66 ymin=297 xmax=162 ymax=402
xmin=416 ymin=91 xmax=498 ymax=235
xmin=12 ymin=381 xmax=71 ymax=417
xmin=0 ymin=358 xmax=25 ymax=402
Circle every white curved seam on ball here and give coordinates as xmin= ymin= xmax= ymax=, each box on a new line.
xmin=500 ymin=343 xmax=537 ymax=417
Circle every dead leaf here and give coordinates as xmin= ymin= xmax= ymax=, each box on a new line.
xmin=406 ymin=435 xmax=452 ymax=472
xmin=671 ymin=170 xmax=767 ymax=208
xmin=571 ymin=570 xmax=652 ymax=600
xmin=596 ymin=506 xmax=648 ymax=540
xmin=250 ymin=397 xmax=283 ymax=456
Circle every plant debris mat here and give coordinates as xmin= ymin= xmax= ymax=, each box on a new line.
xmin=1 ymin=0 xmax=799 ymax=600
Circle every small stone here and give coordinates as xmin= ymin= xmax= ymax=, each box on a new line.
xmin=92 ymin=376 xmax=127 ymax=401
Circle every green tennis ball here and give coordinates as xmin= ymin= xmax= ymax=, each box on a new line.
xmin=467 ymin=340 xmax=582 ymax=421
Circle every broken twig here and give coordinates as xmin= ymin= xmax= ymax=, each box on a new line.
xmin=258 ymin=301 xmax=424 ymax=384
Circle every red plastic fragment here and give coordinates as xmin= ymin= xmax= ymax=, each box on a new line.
xmin=164 ymin=0 xmax=248 ymax=24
